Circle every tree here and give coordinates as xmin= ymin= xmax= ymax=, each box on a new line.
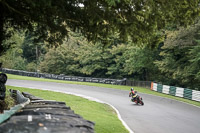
xmin=155 ymin=19 xmax=200 ymax=89
xmin=76 ymin=42 xmax=109 ymax=77
xmin=122 ymin=44 xmax=159 ymax=81
xmin=106 ymin=44 xmax=127 ymax=78
xmin=188 ymin=44 xmax=200 ymax=86
xmin=39 ymin=32 xmax=82 ymax=75
xmin=21 ymin=31 xmax=47 ymax=63
xmin=1 ymin=0 xmax=200 ymax=54
xmin=0 ymin=28 xmax=27 ymax=70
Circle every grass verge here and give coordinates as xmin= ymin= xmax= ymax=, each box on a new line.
xmin=7 ymin=85 xmax=129 ymax=133
xmin=7 ymin=74 xmax=200 ymax=107
xmin=0 ymin=89 xmax=15 ymax=111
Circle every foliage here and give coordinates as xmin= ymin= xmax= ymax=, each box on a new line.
xmin=76 ymin=43 xmax=109 ymax=77
xmin=1 ymin=0 xmax=200 ymax=54
xmin=21 ymin=31 xmax=46 ymax=63
xmin=155 ymin=20 xmax=200 ymax=90
xmin=0 ymin=29 xmax=27 ymax=70
xmin=2 ymin=16 xmax=200 ymax=90
xmin=0 ymin=88 xmax=15 ymax=112
xmin=0 ymin=50 xmax=25 ymax=70
xmin=39 ymin=36 xmax=160 ymax=80
xmin=0 ymin=28 xmax=47 ymax=72
xmin=188 ymin=45 xmax=200 ymax=82
xmin=39 ymin=35 xmax=81 ymax=75
xmin=106 ymin=44 xmax=127 ymax=78
xmin=26 ymin=62 xmax=37 ymax=72
xmin=123 ymin=45 xmax=159 ymax=80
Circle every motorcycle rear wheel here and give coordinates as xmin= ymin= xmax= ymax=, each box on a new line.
xmin=140 ymin=101 xmax=144 ymax=105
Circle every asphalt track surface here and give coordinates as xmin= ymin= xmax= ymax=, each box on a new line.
xmin=6 ymin=79 xmax=200 ymax=133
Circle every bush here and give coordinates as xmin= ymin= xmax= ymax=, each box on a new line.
xmin=26 ymin=62 xmax=37 ymax=72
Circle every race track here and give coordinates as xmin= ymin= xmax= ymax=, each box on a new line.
xmin=6 ymin=79 xmax=200 ymax=133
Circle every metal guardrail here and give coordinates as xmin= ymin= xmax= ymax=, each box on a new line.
xmin=0 ymin=68 xmax=152 ymax=88
xmin=0 ymin=68 xmax=127 ymax=85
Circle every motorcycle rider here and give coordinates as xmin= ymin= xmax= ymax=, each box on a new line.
xmin=129 ymin=88 xmax=138 ymax=103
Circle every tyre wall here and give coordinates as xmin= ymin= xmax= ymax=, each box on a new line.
xmin=0 ymin=91 xmax=95 ymax=133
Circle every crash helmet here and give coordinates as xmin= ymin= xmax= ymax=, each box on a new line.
xmin=131 ymin=88 xmax=134 ymax=91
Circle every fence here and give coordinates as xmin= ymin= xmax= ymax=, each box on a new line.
xmin=1 ymin=68 xmax=199 ymax=102
xmin=0 ymin=68 xmax=127 ymax=85
xmin=0 ymin=68 xmax=152 ymax=88
xmin=151 ymin=82 xmax=200 ymax=102
xmin=126 ymin=80 xmax=151 ymax=88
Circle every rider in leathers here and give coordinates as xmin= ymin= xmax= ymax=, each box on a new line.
xmin=129 ymin=88 xmax=138 ymax=103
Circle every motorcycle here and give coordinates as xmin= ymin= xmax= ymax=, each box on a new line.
xmin=130 ymin=92 xmax=144 ymax=105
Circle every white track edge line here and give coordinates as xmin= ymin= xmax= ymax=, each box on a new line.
xmin=8 ymin=85 xmax=134 ymax=133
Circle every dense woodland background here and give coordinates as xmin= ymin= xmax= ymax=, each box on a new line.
xmin=0 ymin=0 xmax=200 ymax=90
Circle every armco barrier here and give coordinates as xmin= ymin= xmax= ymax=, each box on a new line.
xmin=0 ymin=68 xmax=153 ymax=88
xmin=0 ymin=68 xmax=126 ymax=85
xmin=151 ymin=82 xmax=200 ymax=102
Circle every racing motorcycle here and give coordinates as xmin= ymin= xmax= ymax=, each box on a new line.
xmin=130 ymin=92 xmax=144 ymax=105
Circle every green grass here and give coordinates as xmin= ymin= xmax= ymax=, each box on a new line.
xmin=7 ymin=74 xmax=200 ymax=107
xmin=4 ymin=89 xmax=15 ymax=109
xmin=0 ymin=88 xmax=15 ymax=113
xmin=7 ymin=85 xmax=129 ymax=133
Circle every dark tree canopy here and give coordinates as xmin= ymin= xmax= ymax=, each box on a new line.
xmin=0 ymin=0 xmax=200 ymax=54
